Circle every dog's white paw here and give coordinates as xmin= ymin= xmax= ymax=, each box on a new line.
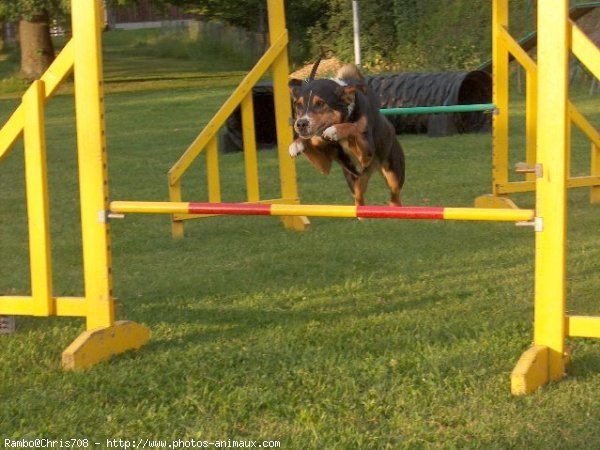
xmin=288 ymin=141 xmax=305 ymax=157
xmin=322 ymin=126 xmax=339 ymax=141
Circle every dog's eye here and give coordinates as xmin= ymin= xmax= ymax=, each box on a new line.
xmin=313 ymin=99 xmax=324 ymax=108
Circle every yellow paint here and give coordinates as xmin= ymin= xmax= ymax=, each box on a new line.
xmin=473 ymin=194 xmax=519 ymax=209
xmin=569 ymin=101 xmax=600 ymax=148
xmin=592 ymin=144 xmax=600 ymax=204
xmin=571 ymin=21 xmax=600 ymax=81
xmin=241 ymin=93 xmax=260 ymax=202
xmin=0 ymin=296 xmax=86 ymax=317
xmin=164 ymin=0 xmax=308 ymax=233
xmin=444 ymin=207 xmax=533 ymax=222
xmin=206 ymin=137 xmax=221 ymax=203
xmin=0 ymin=106 xmax=25 ymax=163
xmin=72 ymin=0 xmax=114 ymax=330
xmin=168 ymin=30 xmax=288 ymax=184
xmin=511 ymin=345 xmax=550 ymax=395
xmin=271 ymin=204 xmax=357 ymax=218
xmin=23 ymin=81 xmax=54 ymax=317
xmin=492 ymin=0 xmax=510 ymax=194
xmin=280 ymin=215 xmax=312 ymax=231
xmin=40 ymin=39 xmax=75 ymax=97
xmin=0 ymin=297 xmax=35 ymax=315
xmin=269 ymin=0 xmax=309 ymax=231
xmin=168 ymin=180 xmax=185 ymax=238
xmin=525 ymin=70 xmax=538 ymax=183
xmin=532 ymin=0 xmax=569 ymax=386
xmin=0 ymin=40 xmax=74 ymax=164
xmin=498 ymin=27 xmax=537 ymax=74
xmin=111 ymin=201 xmax=191 ymax=215
xmin=62 ymin=321 xmax=150 ymax=370
xmin=568 ymin=316 xmax=600 ymax=338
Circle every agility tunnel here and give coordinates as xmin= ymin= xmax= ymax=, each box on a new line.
xmin=367 ymin=70 xmax=492 ymax=137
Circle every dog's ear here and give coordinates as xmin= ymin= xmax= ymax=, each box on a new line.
xmin=289 ymin=79 xmax=303 ymax=101
xmin=339 ymin=85 xmax=356 ymax=104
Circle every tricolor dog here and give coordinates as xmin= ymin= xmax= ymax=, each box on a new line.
xmin=289 ymin=64 xmax=405 ymax=206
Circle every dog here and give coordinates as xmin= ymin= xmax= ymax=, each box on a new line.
xmin=289 ymin=64 xmax=405 ymax=206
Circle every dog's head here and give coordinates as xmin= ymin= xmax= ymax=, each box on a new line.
xmin=289 ymin=79 xmax=356 ymax=139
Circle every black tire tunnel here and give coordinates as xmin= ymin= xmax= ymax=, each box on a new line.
xmin=219 ymin=70 xmax=492 ymax=152
xmin=367 ymin=71 xmax=492 ymax=137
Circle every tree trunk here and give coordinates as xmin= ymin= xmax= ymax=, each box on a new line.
xmin=0 ymin=22 xmax=5 ymax=52
xmin=19 ymin=11 xmax=55 ymax=81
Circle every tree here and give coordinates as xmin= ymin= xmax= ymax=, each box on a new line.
xmin=0 ymin=0 xmax=68 ymax=80
xmin=161 ymin=0 xmax=328 ymax=62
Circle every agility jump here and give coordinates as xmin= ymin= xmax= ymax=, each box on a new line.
xmin=475 ymin=1 xmax=600 ymax=209
xmin=0 ymin=0 xmax=599 ymax=396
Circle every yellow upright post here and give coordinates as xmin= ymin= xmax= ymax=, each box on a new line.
xmin=206 ymin=138 xmax=222 ymax=203
xmin=62 ymin=0 xmax=149 ymax=369
xmin=511 ymin=0 xmax=569 ymax=395
xmin=525 ymin=70 xmax=538 ymax=183
xmin=475 ymin=0 xmax=517 ymax=209
xmin=592 ymin=143 xmax=600 ymax=203
xmin=267 ymin=0 xmax=309 ymax=230
xmin=71 ymin=0 xmax=114 ymax=330
xmin=241 ymin=93 xmax=260 ymax=202
xmin=492 ymin=0 xmax=509 ymax=194
xmin=23 ymin=81 xmax=54 ymax=316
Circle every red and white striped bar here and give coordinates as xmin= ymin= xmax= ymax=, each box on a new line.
xmin=110 ymin=201 xmax=535 ymax=222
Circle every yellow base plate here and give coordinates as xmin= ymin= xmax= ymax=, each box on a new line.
xmin=62 ymin=320 xmax=150 ymax=370
xmin=280 ymin=215 xmax=310 ymax=231
xmin=474 ymin=194 xmax=519 ymax=209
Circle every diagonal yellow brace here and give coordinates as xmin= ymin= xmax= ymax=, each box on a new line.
xmin=571 ymin=21 xmax=600 ymax=81
xmin=0 ymin=39 xmax=74 ymax=163
xmin=168 ymin=31 xmax=289 ymax=185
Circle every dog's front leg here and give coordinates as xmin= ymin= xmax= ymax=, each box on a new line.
xmin=289 ymin=137 xmax=336 ymax=175
xmin=288 ymin=138 xmax=306 ymax=157
xmin=322 ymin=120 xmax=373 ymax=168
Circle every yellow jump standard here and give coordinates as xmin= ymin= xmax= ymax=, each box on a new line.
xmin=0 ymin=0 xmax=599 ymax=395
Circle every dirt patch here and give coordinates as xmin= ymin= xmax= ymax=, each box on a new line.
xmin=289 ymin=57 xmax=344 ymax=80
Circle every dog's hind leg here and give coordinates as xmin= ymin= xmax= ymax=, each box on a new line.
xmin=342 ymin=164 xmax=374 ymax=206
xmin=380 ymin=165 xmax=402 ymax=206
xmin=380 ymin=151 xmax=405 ymax=206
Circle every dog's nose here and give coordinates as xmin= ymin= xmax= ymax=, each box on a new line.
xmin=295 ymin=118 xmax=309 ymax=131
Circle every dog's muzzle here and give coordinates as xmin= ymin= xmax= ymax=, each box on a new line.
xmin=294 ymin=117 xmax=313 ymax=138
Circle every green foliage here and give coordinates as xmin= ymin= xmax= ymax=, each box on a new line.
xmin=303 ymin=0 xmax=537 ymax=71
xmin=166 ymin=0 xmax=264 ymax=30
xmin=0 ymin=0 xmax=69 ymax=21
xmin=163 ymin=0 xmax=330 ymax=63
xmin=130 ymin=29 xmax=257 ymax=70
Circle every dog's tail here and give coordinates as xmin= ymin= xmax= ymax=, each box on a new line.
xmin=307 ymin=57 xmax=322 ymax=83
xmin=335 ymin=64 xmax=364 ymax=82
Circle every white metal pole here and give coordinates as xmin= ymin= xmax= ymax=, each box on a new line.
xmin=352 ymin=0 xmax=362 ymax=67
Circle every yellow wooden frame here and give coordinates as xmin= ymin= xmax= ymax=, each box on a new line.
xmin=511 ymin=0 xmax=600 ymax=395
xmin=475 ymin=0 xmax=600 ymax=209
xmin=0 ymin=0 xmax=149 ymax=370
xmin=1 ymin=0 xmax=598 ymax=389
xmin=168 ymin=0 xmax=308 ymax=238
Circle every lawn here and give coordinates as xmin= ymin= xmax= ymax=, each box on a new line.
xmin=1 ymin=28 xmax=600 ymax=449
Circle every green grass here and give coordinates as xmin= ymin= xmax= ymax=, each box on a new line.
xmin=1 ymin=29 xmax=600 ymax=449
xmin=0 ymin=28 xmax=254 ymax=99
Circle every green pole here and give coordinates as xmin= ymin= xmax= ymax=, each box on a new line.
xmin=379 ymin=103 xmax=497 ymax=116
